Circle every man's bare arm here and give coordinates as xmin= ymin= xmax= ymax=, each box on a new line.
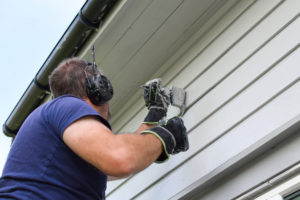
xmin=63 ymin=116 xmax=162 ymax=178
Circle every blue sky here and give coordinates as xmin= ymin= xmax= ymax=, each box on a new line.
xmin=0 ymin=0 xmax=86 ymax=174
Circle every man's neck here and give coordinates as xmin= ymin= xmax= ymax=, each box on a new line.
xmin=84 ymin=98 xmax=109 ymax=120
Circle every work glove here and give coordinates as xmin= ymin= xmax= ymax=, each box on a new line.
xmin=140 ymin=116 xmax=189 ymax=163
xmin=142 ymin=79 xmax=170 ymax=124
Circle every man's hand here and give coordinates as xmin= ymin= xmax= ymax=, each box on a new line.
xmin=140 ymin=116 xmax=189 ymax=162
xmin=142 ymin=79 xmax=170 ymax=124
xmin=158 ymin=117 xmax=189 ymax=154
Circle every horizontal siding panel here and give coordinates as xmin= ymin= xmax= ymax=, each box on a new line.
xmin=109 ymin=0 xmax=254 ymax=128
xmin=110 ymin=0 xmax=258 ymax=132
xmin=107 ymin=43 xmax=300 ymax=199
xmin=110 ymin=0 xmax=283 ymax=132
xmin=182 ymin=46 xmax=300 ymax=167
xmin=109 ymin=0 xmax=217 ymax=115
xmin=108 ymin=0 xmax=245 ymax=127
xmin=107 ymin=0 xmax=254 ymax=191
xmin=167 ymin=0 xmax=283 ymax=88
xmin=185 ymin=0 xmax=299 ymax=107
xmin=138 ymin=81 xmax=300 ymax=200
xmin=154 ymin=0 xmax=253 ymax=87
xmin=185 ymin=14 xmax=300 ymax=132
xmin=112 ymin=0 xmax=290 ymax=133
xmin=107 ymin=0 xmax=300 ymax=198
xmin=106 ymin=0 xmax=245 ymax=193
xmin=197 ymin=130 xmax=300 ymax=200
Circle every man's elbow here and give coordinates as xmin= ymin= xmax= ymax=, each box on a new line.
xmin=108 ymin=148 xmax=135 ymax=177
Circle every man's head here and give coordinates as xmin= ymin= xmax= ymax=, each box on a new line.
xmin=49 ymin=57 xmax=113 ymax=105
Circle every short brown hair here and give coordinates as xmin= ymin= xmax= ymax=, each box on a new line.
xmin=49 ymin=57 xmax=93 ymax=98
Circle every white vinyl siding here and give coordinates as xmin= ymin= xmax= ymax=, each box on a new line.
xmin=106 ymin=0 xmax=300 ymax=199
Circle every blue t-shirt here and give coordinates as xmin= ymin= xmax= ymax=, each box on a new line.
xmin=0 ymin=95 xmax=111 ymax=200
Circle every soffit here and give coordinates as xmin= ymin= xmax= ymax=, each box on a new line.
xmin=81 ymin=0 xmax=226 ymax=115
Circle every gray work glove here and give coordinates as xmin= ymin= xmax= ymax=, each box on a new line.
xmin=140 ymin=117 xmax=189 ymax=163
xmin=142 ymin=79 xmax=170 ymax=124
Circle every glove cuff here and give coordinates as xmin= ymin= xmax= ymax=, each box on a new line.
xmin=140 ymin=126 xmax=176 ymax=163
xmin=143 ymin=107 xmax=166 ymax=124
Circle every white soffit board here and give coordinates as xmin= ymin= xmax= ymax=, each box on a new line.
xmin=80 ymin=0 xmax=227 ymax=115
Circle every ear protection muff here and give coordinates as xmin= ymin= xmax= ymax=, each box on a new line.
xmin=84 ymin=46 xmax=113 ymax=105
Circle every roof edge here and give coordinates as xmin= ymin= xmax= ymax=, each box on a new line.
xmin=3 ymin=0 xmax=119 ymax=137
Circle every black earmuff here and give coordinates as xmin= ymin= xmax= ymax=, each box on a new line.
xmin=85 ymin=46 xmax=113 ymax=105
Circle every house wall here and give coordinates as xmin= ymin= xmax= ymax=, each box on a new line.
xmin=106 ymin=0 xmax=300 ymax=199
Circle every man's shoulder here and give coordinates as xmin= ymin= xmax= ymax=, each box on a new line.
xmin=41 ymin=95 xmax=98 ymax=122
xmin=45 ymin=95 xmax=111 ymax=130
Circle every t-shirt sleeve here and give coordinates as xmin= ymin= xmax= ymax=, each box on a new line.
xmin=45 ymin=97 xmax=111 ymax=138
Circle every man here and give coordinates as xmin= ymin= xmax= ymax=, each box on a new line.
xmin=0 ymin=56 xmax=189 ymax=199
